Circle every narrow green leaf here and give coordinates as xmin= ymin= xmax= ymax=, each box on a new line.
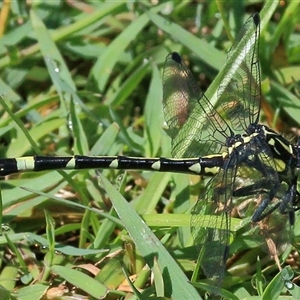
xmin=100 ymin=174 xmax=202 ymax=299
xmin=134 ymin=172 xmax=171 ymax=214
xmin=0 ymin=2 xmax=125 ymax=69
xmin=27 ymin=233 xmax=107 ymax=256
xmin=92 ymin=3 xmax=169 ymax=91
xmin=144 ymin=65 xmax=164 ymax=157
xmin=51 ymin=265 xmax=109 ymax=298
xmin=105 ymin=62 xmax=151 ymax=106
xmin=12 ymin=284 xmax=48 ymax=300
xmin=0 ymin=78 xmax=21 ymax=103
xmin=6 ymin=117 xmax=66 ymax=157
xmin=69 ymin=98 xmax=89 ymax=155
xmin=90 ymin=122 xmax=120 ymax=156
xmin=153 ymin=257 xmax=164 ymax=297
xmin=148 ymin=11 xmax=226 ymax=70
xmin=44 ymin=210 xmax=56 ymax=265
xmin=30 ymin=10 xmax=76 ymax=92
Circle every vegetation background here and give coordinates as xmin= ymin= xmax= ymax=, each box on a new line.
xmin=0 ymin=0 xmax=300 ymax=299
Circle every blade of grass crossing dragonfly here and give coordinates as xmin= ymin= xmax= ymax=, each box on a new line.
xmin=100 ymin=174 xmax=202 ymax=299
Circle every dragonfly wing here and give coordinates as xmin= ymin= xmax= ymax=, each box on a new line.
xmin=191 ymin=160 xmax=237 ymax=290
xmin=218 ymin=13 xmax=261 ymax=133
xmin=163 ymin=52 xmax=232 ymax=158
xmin=162 ymin=14 xmax=261 ymax=158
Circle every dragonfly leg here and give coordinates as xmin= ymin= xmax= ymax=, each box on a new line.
xmin=251 ymin=195 xmax=279 ymax=222
xmin=278 ymin=177 xmax=298 ymax=225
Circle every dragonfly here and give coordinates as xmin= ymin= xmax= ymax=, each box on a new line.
xmin=0 ymin=12 xmax=299 ymax=292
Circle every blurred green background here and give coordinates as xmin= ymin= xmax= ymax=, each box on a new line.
xmin=0 ymin=1 xmax=300 ymax=299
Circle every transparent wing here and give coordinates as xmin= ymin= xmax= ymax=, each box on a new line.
xmin=191 ymin=135 xmax=288 ymax=289
xmin=191 ymin=161 xmax=236 ymax=291
xmin=163 ymin=52 xmax=232 ymax=158
xmin=162 ymin=13 xmax=261 ymax=158
xmin=218 ymin=13 xmax=261 ymax=132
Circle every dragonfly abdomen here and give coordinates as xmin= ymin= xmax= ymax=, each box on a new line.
xmin=0 ymin=155 xmax=224 ymax=176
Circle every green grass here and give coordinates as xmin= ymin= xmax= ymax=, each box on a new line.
xmin=0 ymin=1 xmax=300 ymax=299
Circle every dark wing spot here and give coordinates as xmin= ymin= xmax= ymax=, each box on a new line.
xmin=252 ymin=12 xmax=260 ymax=26
xmin=171 ymin=51 xmax=182 ymax=64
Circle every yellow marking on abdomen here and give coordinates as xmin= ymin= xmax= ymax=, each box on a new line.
xmin=151 ymin=161 xmax=161 ymax=171
xmin=66 ymin=157 xmax=76 ymax=169
xmin=16 ymin=157 xmax=34 ymax=171
xmin=189 ymin=163 xmax=201 ymax=174
xmin=109 ymin=159 xmax=119 ymax=168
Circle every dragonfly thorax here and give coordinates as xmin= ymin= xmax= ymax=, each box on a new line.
xmin=226 ymin=134 xmax=243 ymax=147
xmin=226 ymin=133 xmax=254 ymax=156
